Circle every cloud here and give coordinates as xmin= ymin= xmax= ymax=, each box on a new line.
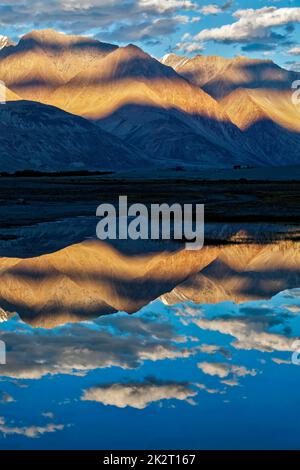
xmin=0 ymin=391 xmax=15 ymax=404
xmin=201 ymin=4 xmax=223 ymax=15
xmin=42 ymin=411 xmax=55 ymax=419
xmin=272 ymin=357 xmax=292 ymax=365
xmin=198 ymin=344 xmax=221 ymax=354
xmin=81 ymin=379 xmax=197 ymax=409
xmin=137 ymin=0 xmax=197 ymax=14
xmin=221 ymin=0 xmax=233 ymax=11
xmin=195 ymin=7 xmax=300 ymax=44
xmin=288 ymin=47 xmax=300 ymax=56
xmin=175 ymin=40 xmax=204 ymax=54
xmin=198 ymin=344 xmax=232 ymax=359
xmin=282 ymin=304 xmax=300 ymax=314
xmin=0 ymin=417 xmax=65 ymax=438
xmin=192 ymin=316 xmax=297 ymax=353
xmin=221 ymin=379 xmax=240 ymax=387
xmin=197 ymin=362 xmax=257 ymax=378
xmin=99 ymin=15 xmax=189 ymax=43
xmin=0 ymin=314 xmax=195 ymax=380
xmin=174 ymin=5 xmax=300 ymax=55
xmin=191 ymin=16 xmax=201 ymax=23
xmin=200 ymin=1 xmax=233 ymax=15
xmin=195 ymin=383 xmax=224 ymax=394
xmin=0 ymin=0 xmax=198 ymax=44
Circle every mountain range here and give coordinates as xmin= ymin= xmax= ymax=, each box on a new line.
xmin=0 ymin=100 xmax=148 ymax=173
xmin=161 ymin=53 xmax=299 ymax=99
xmin=0 ymin=29 xmax=299 ymax=173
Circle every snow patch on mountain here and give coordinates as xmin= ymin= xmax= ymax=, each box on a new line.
xmin=0 ymin=35 xmax=12 ymax=50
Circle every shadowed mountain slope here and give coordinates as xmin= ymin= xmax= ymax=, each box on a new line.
xmin=98 ymin=103 xmax=253 ymax=168
xmin=0 ymin=100 xmax=149 ymax=173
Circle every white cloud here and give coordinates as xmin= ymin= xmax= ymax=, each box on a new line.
xmin=137 ymin=0 xmax=197 ymax=14
xmin=288 ymin=47 xmax=300 ymax=56
xmin=191 ymin=16 xmax=201 ymax=23
xmin=200 ymin=1 xmax=233 ymax=16
xmin=195 ymin=7 xmax=300 ymax=43
xmin=192 ymin=316 xmax=296 ymax=353
xmin=42 ymin=411 xmax=55 ymax=419
xmin=0 ymin=392 xmax=15 ymax=404
xmin=272 ymin=357 xmax=292 ymax=365
xmin=197 ymin=361 xmax=257 ymax=378
xmin=0 ymin=417 xmax=65 ymax=438
xmin=0 ymin=0 xmax=199 ymax=43
xmin=198 ymin=344 xmax=220 ymax=354
xmin=0 ymin=314 xmax=195 ymax=380
xmin=195 ymin=383 xmax=223 ymax=394
xmin=102 ymin=15 xmax=188 ymax=42
xmin=287 ymin=61 xmax=300 ymax=72
xmin=81 ymin=380 xmax=197 ymax=409
xmin=201 ymin=5 xmax=222 ymax=15
xmin=176 ymin=41 xmax=204 ymax=54
xmin=221 ymin=379 xmax=240 ymax=387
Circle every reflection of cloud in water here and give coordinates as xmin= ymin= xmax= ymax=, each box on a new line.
xmin=192 ymin=316 xmax=296 ymax=353
xmin=0 ymin=313 xmax=195 ymax=379
xmin=197 ymin=362 xmax=257 ymax=379
xmin=175 ymin=289 xmax=300 ymax=354
xmin=272 ymin=358 xmax=292 ymax=365
xmin=82 ymin=379 xmax=197 ymax=409
xmin=0 ymin=290 xmax=299 ymax=447
xmin=0 ymin=417 xmax=65 ymax=439
xmin=0 ymin=290 xmax=299 ymax=383
xmin=0 ymin=391 xmax=15 ymax=404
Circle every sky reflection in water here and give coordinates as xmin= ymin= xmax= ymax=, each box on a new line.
xmin=0 ymin=289 xmax=300 ymax=450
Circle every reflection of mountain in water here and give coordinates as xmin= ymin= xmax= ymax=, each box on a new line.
xmin=162 ymin=242 xmax=300 ymax=306
xmin=0 ymin=240 xmax=298 ymax=328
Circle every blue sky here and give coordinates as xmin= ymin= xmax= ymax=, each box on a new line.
xmin=0 ymin=1 xmax=300 ymax=70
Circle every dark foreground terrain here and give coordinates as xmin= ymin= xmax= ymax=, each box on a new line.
xmin=1 ymin=174 xmax=300 ymax=228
